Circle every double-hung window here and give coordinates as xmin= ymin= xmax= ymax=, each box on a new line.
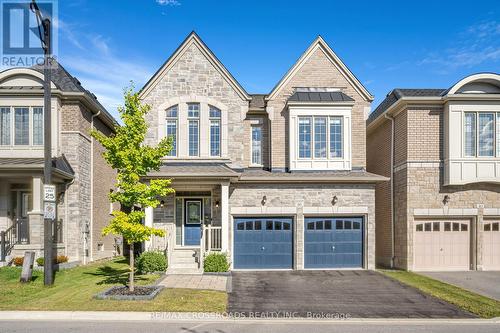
xmin=188 ymin=103 xmax=200 ymax=157
xmin=209 ymin=106 xmax=221 ymax=157
xmin=165 ymin=105 xmax=178 ymax=156
xmin=298 ymin=116 xmax=343 ymax=159
xmin=0 ymin=106 xmax=43 ymax=146
xmin=464 ymin=112 xmax=500 ymax=158
xmin=251 ymin=125 xmax=262 ymax=165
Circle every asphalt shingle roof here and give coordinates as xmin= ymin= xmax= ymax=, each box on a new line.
xmin=367 ymin=88 xmax=446 ymax=124
xmin=249 ymin=94 xmax=266 ymax=110
xmin=0 ymin=156 xmax=74 ymax=178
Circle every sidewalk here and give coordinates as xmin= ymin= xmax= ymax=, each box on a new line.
xmin=0 ymin=311 xmax=498 ymax=323
xmin=157 ymin=274 xmax=229 ymax=292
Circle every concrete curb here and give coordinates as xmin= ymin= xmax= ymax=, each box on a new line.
xmin=0 ymin=312 xmax=498 ymax=323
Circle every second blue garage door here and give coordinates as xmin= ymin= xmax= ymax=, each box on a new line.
xmin=304 ymin=217 xmax=363 ymax=269
xmin=233 ymin=217 xmax=293 ymax=269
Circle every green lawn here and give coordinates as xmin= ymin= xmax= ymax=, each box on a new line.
xmin=0 ymin=258 xmax=227 ymax=312
xmin=381 ymin=270 xmax=500 ymax=318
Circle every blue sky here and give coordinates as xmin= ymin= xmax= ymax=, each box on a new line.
xmin=53 ymin=0 xmax=500 ymax=119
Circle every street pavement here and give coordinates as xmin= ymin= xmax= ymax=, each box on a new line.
xmin=0 ymin=319 xmax=499 ymax=333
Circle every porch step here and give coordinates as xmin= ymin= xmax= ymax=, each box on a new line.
xmin=168 ymin=249 xmax=200 ymax=274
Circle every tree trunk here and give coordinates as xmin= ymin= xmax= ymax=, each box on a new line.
xmin=129 ymin=242 xmax=135 ymax=292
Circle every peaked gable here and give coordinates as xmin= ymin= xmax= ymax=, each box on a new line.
xmin=139 ymin=31 xmax=250 ymax=101
xmin=267 ymin=36 xmax=373 ymax=102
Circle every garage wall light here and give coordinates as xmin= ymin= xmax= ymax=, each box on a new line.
xmin=332 ymin=195 xmax=338 ymax=206
xmin=160 ymin=200 xmax=165 ymax=208
xmin=215 ymin=201 xmax=220 ymax=209
xmin=443 ymin=195 xmax=450 ymax=205
xmin=261 ymin=195 xmax=267 ymax=206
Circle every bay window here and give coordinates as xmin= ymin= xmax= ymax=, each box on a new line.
xmin=188 ymin=103 xmax=199 ymax=156
xmin=314 ymin=117 xmax=327 ymax=158
xmin=298 ymin=116 xmax=344 ymax=160
xmin=298 ymin=117 xmax=312 ymax=158
xmin=464 ymin=112 xmax=500 ymax=157
xmin=209 ymin=106 xmax=221 ymax=157
xmin=0 ymin=106 xmax=43 ymax=146
xmin=329 ymin=117 xmax=343 ymax=158
xmin=165 ymin=105 xmax=177 ymax=156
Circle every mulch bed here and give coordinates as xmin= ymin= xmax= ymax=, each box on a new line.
xmin=105 ymin=286 xmax=158 ymax=296
xmin=95 ymin=285 xmax=164 ymax=300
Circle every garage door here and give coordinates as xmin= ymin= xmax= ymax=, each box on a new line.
xmin=304 ymin=217 xmax=363 ymax=269
xmin=414 ymin=220 xmax=470 ymax=271
xmin=483 ymin=222 xmax=500 ymax=270
xmin=233 ymin=217 xmax=293 ymax=269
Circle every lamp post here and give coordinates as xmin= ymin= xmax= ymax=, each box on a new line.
xmin=30 ymin=0 xmax=53 ymax=286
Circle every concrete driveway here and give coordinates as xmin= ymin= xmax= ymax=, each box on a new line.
xmin=229 ymin=270 xmax=475 ymax=318
xmin=421 ymin=271 xmax=500 ymax=301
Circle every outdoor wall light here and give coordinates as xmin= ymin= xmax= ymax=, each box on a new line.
xmin=443 ymin=195 xmax=450 ymax=205
xmin=261 ymin=195 xmax=267 ymax=206
xmin=332 ymin=195 xmax=338 ymax=206
xmin=215 ymin=201 xmax=220 ymax=209
xmin=160 ymin=200 xmax=165 ymax=208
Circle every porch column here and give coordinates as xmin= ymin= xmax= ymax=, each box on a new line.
xmin=28 ymin=176 xmax=44 ymax=245
xmin=221 ymin=182 xmax=229 ymax=252
xmin=144 ymin=206 xmax=154 ymax=251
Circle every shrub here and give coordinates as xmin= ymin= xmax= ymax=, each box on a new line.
xmin=203 ymin=252 xmax=229 ymax=272
xmin=36 ymin=257 xmax=44 ymax=266
xmin=12 ymin=257 xmax=23 ymax=266
xmin=56 ymin=255 xmax=69 ymax=264
xmin=136 ymin=251 xmax=167 ymax=274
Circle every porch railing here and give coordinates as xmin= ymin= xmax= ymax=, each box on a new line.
xmin=1 ymin=220 xmax=20 ymax=262
xmin=204 ymin=225 xmax=222 ymax=252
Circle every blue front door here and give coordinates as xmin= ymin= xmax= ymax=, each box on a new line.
xmin=233 ymin=217 xmax=293 ymax=269
xmin=304 ymin=217 xmax=363 ymax=269
xmin=184 ymin=200 xmax=202 ymax=246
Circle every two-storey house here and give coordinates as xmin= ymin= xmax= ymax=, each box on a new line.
xmin=0 ymin=62 xmax=119 ymax=264
xmin=367 ymin=73 xmax=500 ymax=271
xmin=141 ymin=32 xmax=386 ymax=273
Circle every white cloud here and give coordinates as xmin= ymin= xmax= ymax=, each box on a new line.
xmin=419 ymin=20 xmax=500 ymax=73
xmin=156 ymin=0 xmax=181 ymax=6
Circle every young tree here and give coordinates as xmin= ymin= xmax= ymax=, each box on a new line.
xmin=91 ymin=86 xmax=174 ymax=292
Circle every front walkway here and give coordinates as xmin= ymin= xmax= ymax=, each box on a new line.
xmin=421 ymin=271 xmax=500 ymax=301
xmin=158 ymin=274 xmax=229 ymax=292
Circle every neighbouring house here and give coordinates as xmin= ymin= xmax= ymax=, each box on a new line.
xmin=140 ymin=32 xmax=387 ymax=273
xmin=0 ymin=62 xmax=120 ymax=265
xmin=367 ymin=73 xmax=500 ymax=271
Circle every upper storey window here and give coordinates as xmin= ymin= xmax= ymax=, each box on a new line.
xmin=188 ymin=103 xmax=200 ymax=157
xmin=209 ymin=106 xmax=221 ymax=157
xmin=297 ymin=116 xmax=344 ymax=160
xmin=0 ymin=106 xmax=43 ymax=146
xmin=251 ymin=125 xmax=262 ymax=165
xmin=165 ymin=105 xmax=178 ymax=156
xmin=464 ymin=112 xmax=499 ymax=158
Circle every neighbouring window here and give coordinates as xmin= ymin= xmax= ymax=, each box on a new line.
xmin=14 ymin=107 xmax=29 ymax=145
xmin=209 ymin=106 xmax=221 ymax=157
xmin=0 ymin=107 xmax=10 ymax=145
xmin=188 ymin=103 xmax=199 ymax=156
xmin=314 ymin=117 xmax=327 ymax=158
xmin=251 ymin=125 xmax=262 ymax=165
xmin=298 ymin=117 xmax=312 ymax=158
xmin=464 ymin=112 xmax=500 ymax=158
xmin=166 ymin=105 xmax=178 ymax=156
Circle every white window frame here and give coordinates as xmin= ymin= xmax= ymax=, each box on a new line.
xmin=187 ymin=103 xmax=200 ymax=157
xmin=251 ymin=124 xmax=263 ymax=166
xmin=0 ymin=106 xmax=44 ymax=147
xmin=209 ymin=106 xmax=221 ymax=157
xmin=165 ymin=105 xmax=178 ymax=157
xmin=289 ymin=106 xmax=351 ymax=171
xmin=463 ymin=111 xmax=499 ymax=158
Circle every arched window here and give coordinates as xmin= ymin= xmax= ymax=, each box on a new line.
xmin=209 ymin=105 xmax=221 ymax=156
xmin=166 ymin=105 xmax=178 ymax=156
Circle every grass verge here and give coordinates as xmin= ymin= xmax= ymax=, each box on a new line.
xmin=0 ymin=257 xmax=227 ymax=312
xmin=381 ymin=270 xmax=500 ymax=318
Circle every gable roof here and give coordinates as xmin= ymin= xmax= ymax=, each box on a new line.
xmin=267 ymin=36 xmax=373 ymax=102
xmin=139 ymin=31 xmax=250 ymax=101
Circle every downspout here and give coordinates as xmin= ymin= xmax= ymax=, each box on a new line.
xmin=385 ymin=113 xmax=395 ymax=268
xmin=90 ymin=110 xmax=101 ymax=262
xmin=63 ymin=178 xmax=75 ymax=258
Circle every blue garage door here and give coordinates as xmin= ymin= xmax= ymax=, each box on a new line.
xmin=234 ymin=217 xmax=293 ymax=269
xmin=304 ymin=217 xmax=363 ymax=269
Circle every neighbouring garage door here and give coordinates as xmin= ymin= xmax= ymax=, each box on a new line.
xmin=414 ymin=220 xmax=470 ymax=271
xmin=483 ymin=221 xmax=500 ymax=270
xmin=304 ymin=217 xmax=363 ymax=269
xmin=233 ymin=217 xmax=293 ymax=269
